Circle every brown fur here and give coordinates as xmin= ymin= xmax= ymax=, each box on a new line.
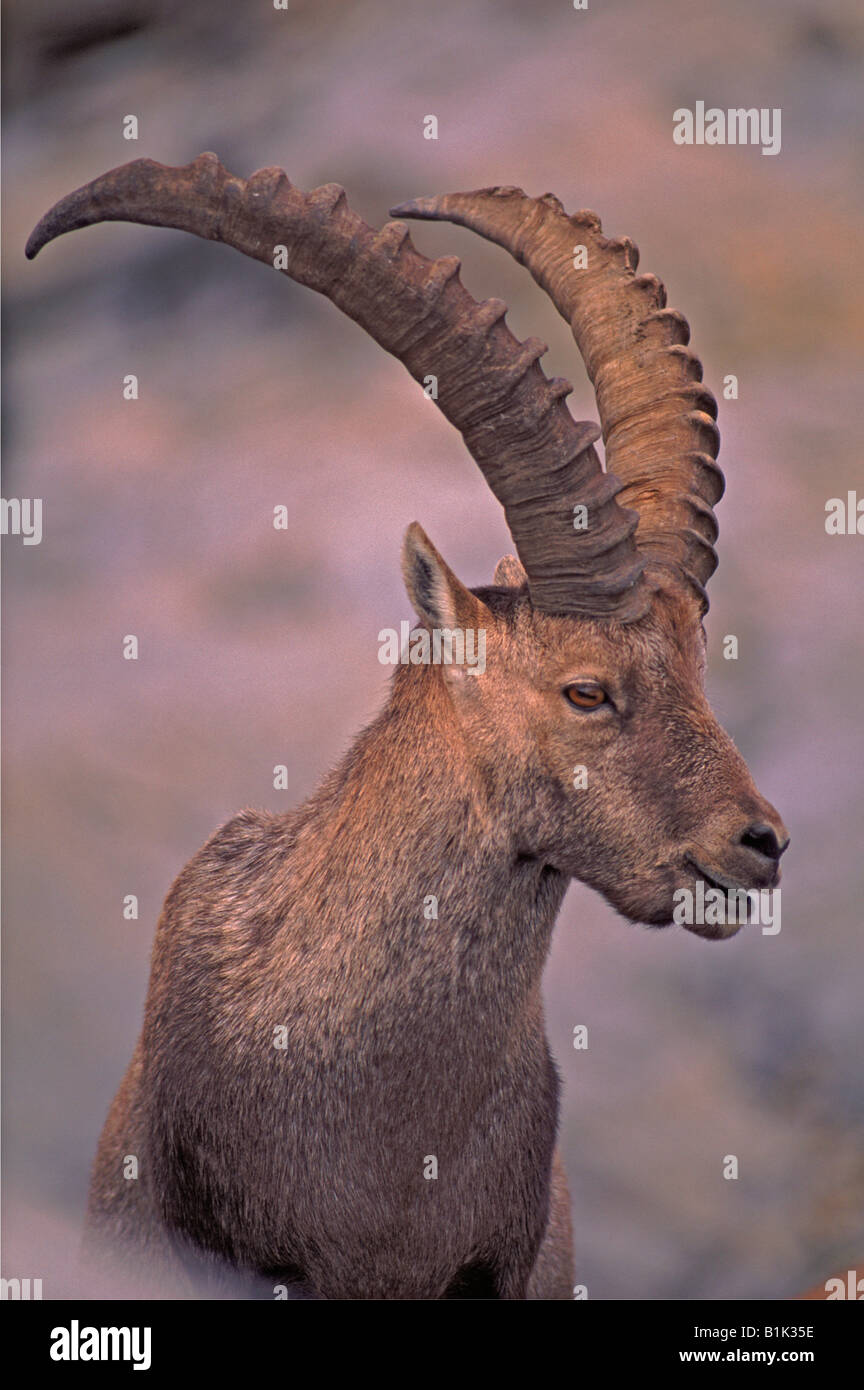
xmin=84 ymin=529 xmax=786 ymax=1300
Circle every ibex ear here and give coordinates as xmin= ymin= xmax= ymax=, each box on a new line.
xmin=492 ymin=554 xmax=527 ymax=587
xmin=401 ymin=522 xmax=490 ymax=632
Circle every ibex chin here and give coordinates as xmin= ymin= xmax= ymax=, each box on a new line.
xmin=27 ymin=155 xmax=788 ymax=1301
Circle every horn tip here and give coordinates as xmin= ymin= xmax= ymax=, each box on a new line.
xmin=389 ymin=197 xmax=440 ymax=220
xmin=25 ymin=208 xmax=66 ymax=259
xmin=25 ymin=226 xmax=45 ymax=259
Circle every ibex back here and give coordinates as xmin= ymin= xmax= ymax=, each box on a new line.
xmin=27 ymin=156 xmax=788 ymax=1300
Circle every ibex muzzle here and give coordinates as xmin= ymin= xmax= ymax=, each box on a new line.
xmin=27 ymin=157 xmax=788 ymax=1298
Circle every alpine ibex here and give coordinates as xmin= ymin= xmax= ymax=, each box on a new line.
xmin=27 ymin=155 xmax=788 ymax=1301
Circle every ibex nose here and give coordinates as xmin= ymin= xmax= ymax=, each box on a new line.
xmin=737 ymin=821 xmax=789 ymax=865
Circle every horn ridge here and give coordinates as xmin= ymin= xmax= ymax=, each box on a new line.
xmin=27 ymin=155 xmax=652 ymax=621
xmin=393 ymin=185 xmax=725 ymax=611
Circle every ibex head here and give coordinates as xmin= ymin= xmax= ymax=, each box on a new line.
xmin=28 ymin=157 xmax=787 ymax=939
xmin=403 ymin=526 xmax=784 ymax=937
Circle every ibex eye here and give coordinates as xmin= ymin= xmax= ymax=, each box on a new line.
xmin=564 ymin=683 xmax=607 ymax=709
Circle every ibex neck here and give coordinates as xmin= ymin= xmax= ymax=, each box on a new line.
xmin=293 ymin=668 xmax=567 ymax=1028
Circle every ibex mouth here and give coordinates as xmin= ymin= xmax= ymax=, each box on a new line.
xmin=684 ymin=855 xmax=743 ymax=894
xmin=677 ymin=853 xmax=781 ymax=939
xmin=685 ymin=852 xmax=781 ymax=894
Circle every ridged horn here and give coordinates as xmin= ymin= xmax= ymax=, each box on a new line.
xmin=391 ymin=186 xmax=725 ymax=611
xmin=26 ymin=155 xmax=652 ymax=621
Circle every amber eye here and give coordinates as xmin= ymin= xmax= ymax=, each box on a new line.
xmin=563 ymin=682 xmax=607 ymax=709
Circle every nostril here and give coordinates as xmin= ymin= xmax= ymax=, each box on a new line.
xmin=739 ymin=822 xmax=784 ymax=862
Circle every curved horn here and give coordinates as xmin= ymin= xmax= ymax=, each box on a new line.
xmin=26 ymin=155 xmax=651 ymax=621
xmin=391 ymin=187 xmax=724 ymax=611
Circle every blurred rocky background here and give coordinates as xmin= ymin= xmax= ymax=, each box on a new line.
xmin=2 ymin=0 xmax=863 ymax=1299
